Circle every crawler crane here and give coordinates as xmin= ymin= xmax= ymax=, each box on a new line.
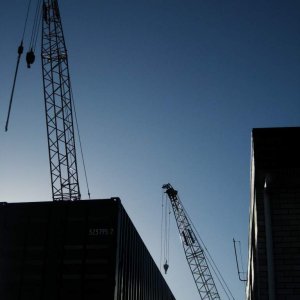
xmin=6 ymin=0 xmax=81 ymax=201
xmin=162 ymin=183 xmax=221 ymax=300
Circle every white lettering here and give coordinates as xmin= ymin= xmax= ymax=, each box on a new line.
xmin=88 ymin=228 xmax=114 ymax=236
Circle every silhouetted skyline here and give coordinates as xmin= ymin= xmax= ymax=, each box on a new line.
xmin=1 ymin=1 xmax=299 ymax=299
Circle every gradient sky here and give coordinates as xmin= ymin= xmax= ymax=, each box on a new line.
xmin=1 ymin=1 xmax=299 ymax=299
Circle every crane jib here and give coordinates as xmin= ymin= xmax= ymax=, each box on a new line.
xmin=162 ymin=183 xmax=221 ymax=300
xmin=41 ymin=0 xmax=80 ymax=201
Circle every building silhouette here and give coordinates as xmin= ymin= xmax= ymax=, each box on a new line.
xmin=247 ymin=127 xmax=300 ymax=299
xmin=0 ymin=198 xmax=175 ymax=300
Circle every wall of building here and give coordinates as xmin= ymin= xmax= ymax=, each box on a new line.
xmin=247 ymin=127 xmax=300 ymax=300
xmin=0 ymin=198 xmax=175 ymax=300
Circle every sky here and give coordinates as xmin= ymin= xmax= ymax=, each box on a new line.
xmin=0 ymin=1 xmax=299 ymax=299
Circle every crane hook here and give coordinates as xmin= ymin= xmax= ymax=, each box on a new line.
xmin=26 ymin=48 xmax=35 ymax=68
xmin=163 ymin=260 xmax=169 ymax=274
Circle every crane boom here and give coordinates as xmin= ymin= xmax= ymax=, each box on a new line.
xmin=41 ymin=0 xmax=80 ymax=201
xmin=162 ymin=183 xmax=220 ymax=300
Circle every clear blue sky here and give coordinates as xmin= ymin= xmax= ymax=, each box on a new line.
xmin=1 ymin=1 xmax=299 ymax=299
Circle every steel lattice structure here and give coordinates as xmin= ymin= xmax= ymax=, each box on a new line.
xmin=162 ymin=183 xmax=220 ymax=300
xmin=41 ymin=0 xmax=80 ymax=201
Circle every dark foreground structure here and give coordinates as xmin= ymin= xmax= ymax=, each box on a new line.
xmin=247 ymin=127 xmax=300 ymax=299
xmin=0 ymin=198 xmax=175 ymax=300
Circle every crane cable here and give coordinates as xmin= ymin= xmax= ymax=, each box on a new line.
xmin=187 ymin=208 xmax=233 ymax=300
xmin=70 ymin=86 xmax=91 ymax=199
xmin=164 ymin=194 xmax=171 ymax=266
xmin=160 ymin=191 xmax=164 ymax=271
xmin=5 ymin=0 xmax=91 ymax=200
xmin=185 ymin=207 xmax=236 ymax=300
xmin=29 ymin=0 xmax=43 ymax=51
xmin=25 ymin=0 xmax=43 ymax=69
xmin=5 ymin=0 xmax=32 ymax=131
xmin=162 ymin=187 xmax=234 ymax=298
xmin=160 ymin=191 xmax=171 ymax=274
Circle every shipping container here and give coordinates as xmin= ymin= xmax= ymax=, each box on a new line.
xmin=0 ymin=198 xmax=175 ymax=300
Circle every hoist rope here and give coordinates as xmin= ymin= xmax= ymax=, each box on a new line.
xmin=22 ymin=0 xmax=32 ymax=41
xmin=160 ymin=191 xmax=164 ymax=271
xmin=70 ymin=86 xmax=91 ymax=199
xmin=32 ymin=6 xmax=42 ymax=51
xmin=29 ymin=0 xmax=42 ymax=50
xmin=164 ymin=195 xmax=170 ymax=265
xmin=164 ymin=196 xmax=168 ymax=260
xmin=166 ymin=197 xmax=171 ymax=264
xmin=5 ymin=0 xmax=32 ymax=131
xmin=160 ymin=192 xmax=171 ymax=273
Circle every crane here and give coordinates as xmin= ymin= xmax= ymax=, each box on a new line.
xmin=41 ymin=0 xmax=80 ymax=201
xmin=6 ymin=0 xmax=81 ymax=201
xmin=162 ymin=183 xmax=220 ymax=300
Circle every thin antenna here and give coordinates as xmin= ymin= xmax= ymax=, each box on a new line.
xmin=233 ymin=238 xmax=247 ymax=282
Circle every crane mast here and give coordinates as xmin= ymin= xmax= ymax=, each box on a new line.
xmin=41 ymin=0 xmax=80 ymax=201
xmin=162 ymin=183 xmax=220 ymax=300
